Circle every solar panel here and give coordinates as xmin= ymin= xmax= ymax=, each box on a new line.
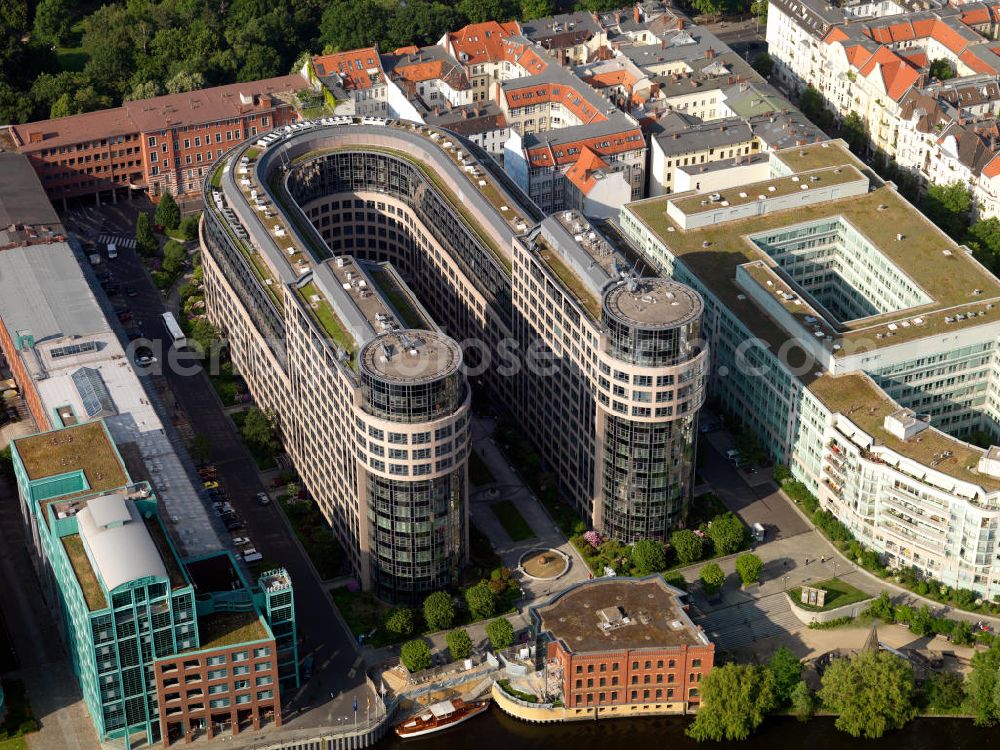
xmin=71 ymin=367 xmax=116 ymax=417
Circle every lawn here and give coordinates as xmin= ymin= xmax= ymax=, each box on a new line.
xmin=278 ymin=495 xmax=342 ymax=580
xmin=789 ymin=578 xmax=871 ymax=612
xmin=0 ymin=679 xmax=38 ymax=746
xmin=491 ymin=500 xmax=536 ymax=541
xmin=55 ymin=22 xmax=88 ymax=73
xmin=468 ymin=451 xmax=496 ymax=487
xmin=331 ymin=588 xmax=397 ymax=648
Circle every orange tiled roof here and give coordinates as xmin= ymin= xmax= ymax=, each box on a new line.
xmin=448 ymin=21 xmax=520 ymax=65
xmin=312 ymin=48 xmax=383 ymax=90
xmin=525 ymin=128 xmax=644 ymax=168
xmin=982 ymin=154 xmax=1000 ymax=179
xmin=504 ymin=82 xmax=608 ymax=125
xmin=565 ymin=146 xmax=609 ymax=194
xmin=961 ymin=49 xmax=999 ymax=75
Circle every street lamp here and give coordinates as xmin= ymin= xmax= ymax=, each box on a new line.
xmin=782 ymin=574 xmax=789 ymax=591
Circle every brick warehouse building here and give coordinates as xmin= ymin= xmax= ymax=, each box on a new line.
xmin=7 ymin=75 xmax=305 ymax=208
xmin=530 ymin=576 xmax=713 ymax=717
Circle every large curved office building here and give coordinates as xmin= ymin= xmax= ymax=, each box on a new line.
xmin=201 ymin=117 xmax=706 ymax=598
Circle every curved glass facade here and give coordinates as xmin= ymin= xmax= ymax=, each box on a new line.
xmin=604 ymin=316 xmax=701 ymax=367
xmin=601 ymin=413 xmax=697 ymax=541
xmin=361 ymin=370 xmax=466 ymax=424
xmin=366 ymin=472 xmax=465 ymax=600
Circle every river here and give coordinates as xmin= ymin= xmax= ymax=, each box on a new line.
xmin=375 ymin=709 xmax=989 ymax=750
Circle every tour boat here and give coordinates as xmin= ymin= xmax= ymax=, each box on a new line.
xmin=394 ymin=697 xmax=490 ymax=738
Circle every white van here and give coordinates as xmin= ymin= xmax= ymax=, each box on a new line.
xmin=243 ymin=549 xmax=263 ymax=563
xmin=107 ymin=243 xmax=118 ymax=259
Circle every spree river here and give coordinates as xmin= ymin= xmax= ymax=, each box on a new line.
xmin=376 ymin=709 xmax=988 ymax=750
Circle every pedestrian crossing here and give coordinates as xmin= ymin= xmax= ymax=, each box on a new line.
xmin=98 ymin=234 xmax=136 ymax=249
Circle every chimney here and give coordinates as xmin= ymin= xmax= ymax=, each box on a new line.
xmin=661 ymin=37 xmax=665 ymax=49
xmin=634 ymin=5 xmax=641 ymax=23
xmin=676 ymin=18 xmax=683 ymax=31
xmin=705 ymin=48 xmax=716 ymax=59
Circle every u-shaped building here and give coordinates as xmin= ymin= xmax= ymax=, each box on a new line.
xmin=200 ymin=117 xmax=706 ymax=600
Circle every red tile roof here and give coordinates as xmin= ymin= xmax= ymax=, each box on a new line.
xmin=525 ymin=128 xmax=644 ymax=168
xmin=982 ymin=154 xmax=1000 ymax=179
xmin=565 ymin=146 xmax=609 ymax=195
xmin=312 ymin=48 xmax=384 ymax=90
xmin=447 ymin=21 xmax=520 ymax=65
xmin=961 ymin=49 xmax=999 ymax=75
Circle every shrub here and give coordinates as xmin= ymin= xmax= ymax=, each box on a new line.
xmin=735 ymin=553 xmax=763 ymax=586
xmin=162 ymin=240 xmax=187 ymax=275
xmin=700 ymin=562 xmax=725 ymax=594
xmin=465 ymin=581 xmax=496 ymax=621
xmin=180 ymin=213 xmax=200 ymax=241
xmin=486 ymin=617 xmax=515 ymax=650
xmin=384 ymin=607 xmax=414 ymax=637
xmin=155 ymin=191 xmax=181 ymax=229
xmin=924 ymin=671 xmax=964 ymax=711
xmin=671 ymin=529 xmax=703 ymax=565
xmin=632 ymin=539 xmax=667 ymax=574
xmin=446 ymin=629 xmax=473 ymax=661
xmin=423 ymin=591 xmax=455 ymax=632
xmin=400 ymin=639 xmax=432 ymax=672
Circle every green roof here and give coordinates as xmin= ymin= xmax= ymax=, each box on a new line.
xmin=195 ymin=612 xmax=269 ymax=651
xmin=16 ymin=421 xmax=128 ymax=496
xmin=62 ymin=534 xmax=107 ymax=611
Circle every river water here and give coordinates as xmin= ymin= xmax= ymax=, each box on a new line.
xmin=375 ymin=709 xmax=988 ymax=750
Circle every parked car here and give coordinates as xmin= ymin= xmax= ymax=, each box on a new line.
xmin=6 ymin=406 xmax=19 ymax=422
xmin=117 ymin=311 xmax=133 ymax=323
xmin=255 ymin=492 xmax=271 ymax=506
xmin=725 ymin=449 xmax=741 ymax=463
xmin=243 ymin=549 xmax=262 ymax=563
xmin=203 ymin=480 xmax=219 ymax=490
xmin=96 ymin=270 xmax=112 ymax=283
xmin=105 ymin=283 xmax=120 ymax=295
xmin=125 ymin=285 xmax=138 ymax=297
xmin=699 ymin=422 xmax=719 ymax=434
xmin=227 ymin=520 xmax=247 ymax=531
xmin=231 ymin=536 xmax=251 ymax=547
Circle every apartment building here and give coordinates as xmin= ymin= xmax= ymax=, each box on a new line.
xmin=306 ymin=48 xmax=389 ymax=117
xmin=9 ymin=76 xmax=303 ymax=206
xmin=531 ymin=576 xmax=713 ymax=716
xmin=767 ymin=0 xmax=1000 ymax=216
xmin=9 ymin=422 xmax=290 ymax=746
xmin=622 ymin=139 xmax=1000 ymax=598
xmin=201 ymin=117 xmax=706 ymax=600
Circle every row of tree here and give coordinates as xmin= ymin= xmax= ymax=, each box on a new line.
xmin=399 ymin=616 xmax=515 ymax=672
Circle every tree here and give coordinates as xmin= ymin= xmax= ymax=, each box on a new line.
xmin=768 ymin=646 xmax=802 ymax=706
xmin=385 ymin=607 xmax=415 ymax=637
xmin=155 ymin=192 xmax=181 ymax=230
xmin=967 ymin=217 xmax=1000 ymax=274
xmin=319 ymin=1 xmax=388 ymax=52
xmin=166 ymin=70 xmax=205 ymax=95
xmin=189 ymin=319 xmax=219 ymax=353
xmin=819 ymin=650 xmax=916 ymax=738
xmin=707 ymin=513 xmax=746 ymax=556
xmin=458 ymin=0 xmax=518 ymax=23
xmin=0 ymin=80 xmax=32 ymax=124
xmin=486 ymin=617 xmax=515 ymax=650
xmin=924 ymin=671 xmax=964 ymax=712
xmin=929 ymin=58 xmax=955 ymax=81
xmin=188 ymin=434 xmax=212 ymax=465
xmin=180 ymin=214 xmax=200 ymax=242
xmin=908 ymin=604 xmax=934 ymax=637
xmin=135 ymin=212 xmax=157 ymax=257
xmin=798 ymin=84 xmax=834 ymax=131
xmin=700 ymin=562 xmax=725 ymax=594
xmin=0 ymin=445 xmax=13 ymax=481
xmin=689 ymin=0 xmax=727 ymax=17
xmin=841 ymin=111 xmax=867 ymax=154
xmin=750 ymin=52 xmax=773 ymax=79
xmin=32 ymin=0 xmax=72 ymax=47
xmin=162 ymin=240 xmax=187 ymax=276
xmin=686 ymin=664 xmax=776 ymax=741
xmin=520 ymin=0 xmax=555 ymax=21
xmin=632 ymin=539 xmax=666 ymax=574
xmin=671 ymin=529 xmax=703 ymax=565
xmin=446 ymin=629 xmax=472 ymax=661
xmin=790 ymin=680 xmax=815 ymax=721
xmin=423 ymin=591 xmax=455 ymax=632
xmin=923 ymin=181 xmax=972 ymax=240
xmin=966 ymin=640 xmax=1000 ymax=725
xmin=240 ymin=407 xmax=279 ymax=455
xmin=400 ymin=639 xmax=431 ymax=672
xmin=464 ymin=581 xmax=496 ymax=621
xmin=735 ymin=553 xmax=763 ymax=586
xmin=126 ymin=80 xmax=163 ymax=102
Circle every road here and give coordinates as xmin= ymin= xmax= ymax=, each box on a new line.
xmin=61 ymin=201 xmax=377 ymax=733
xmin=704 ymin=15 xmax=768 ymax=64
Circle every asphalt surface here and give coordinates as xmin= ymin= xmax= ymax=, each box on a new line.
xmin=61 ymin=200 xmax=377 ymax=730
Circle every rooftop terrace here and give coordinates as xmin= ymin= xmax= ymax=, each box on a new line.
xmin=535 ymin=577 xmax=705 ymax=653
xmin=16 ymin=421 xmax=128 ymax=496
xmin=809 ymin=373 xmax=1000 ymax=492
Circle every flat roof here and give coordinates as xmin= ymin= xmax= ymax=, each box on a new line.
xmin=15 ymin=421 xmax=128 ymax=495
xmin=809 ymin=373 xmax=1000 ymax=491
xmin=604 ymin=278 xmax=703 ymax=329
xmin=359 ymin=330 xmax=462 ymax=384
xmin=193 ymin=612 xmax=269 ymax=651
xmin=0 ymin=152 xmax=62 ymax=231
xmin=627 ymin=142 xmax=1000 ymax=356
xmin=535 ymin=576 xmax=706 ymax=654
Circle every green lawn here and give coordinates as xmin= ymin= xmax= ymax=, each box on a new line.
xmin=468 ymin=451 xmax=496 ymax=487
xmin=790 ymin=578 xmax=871 ymax=612
xmin=278 ymin=495 xmax=342 ymax=579
xmin=491 ymin=500 xmax=536 ymax=541
xmin=55 ymin=21 xmax=88 ymax=72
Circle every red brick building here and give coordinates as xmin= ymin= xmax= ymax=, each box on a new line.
xmin=9 ymin=75 xmax=306 ymax=208
xmin=531 ymin=576 xmax=714 ymax=717
xmin=153 ymin=618 xmax=280 ymax=746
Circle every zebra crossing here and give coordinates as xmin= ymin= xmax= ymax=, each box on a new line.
xmin=97 ymin=233 xmax=136 ymax=249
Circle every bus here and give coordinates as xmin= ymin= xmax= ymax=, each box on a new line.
xmin=161 ymin=312 xmax=187 ymax=348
